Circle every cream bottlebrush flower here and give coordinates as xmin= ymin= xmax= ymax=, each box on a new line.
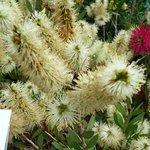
xmin=97 ymin=123 xmax=125 ymax=149
xmin=49 ymin=0 xmax=75 ymax=8
xmin=86 ymin=0 xmax=110 ymax=26
xmin=146 ymin=11 xmax=150 ymax=25
xmin=95 ymin=13 xmax=110 ymax=26
xmin=0 ymin=82 xmax=43 ymax=130
xmin=24 ymin=81 xmax=53 ymax=110
xmin=65 ymin=40 xmax=89 ymax=72
xmin=74 ymin=20 xmax=98 ymax=47
xmin=110 ymin=30 xmax=133 ymax=60
xmin=0 ymin=89 xmax=10 ymax=102
xmin=106 ymin=104 xmax=118 ymax=121
xmin=86 ymin=0 xmax=108 ymax=17
xmin=46 ymin=95 xmax=80 ymax=131
xmin=32 ymin=10 xmax=67 ymax=59
xmin=24 ymin=81 xmax=41 ymax=99
xmin=9 ymin=111 xmax=27 ymax=141
xmin=89 ymin=40 xmax=110 ymax=68
xmin=3 ymin=20 xmax=70 ymax=93
xmin=2 ymin=30 xmax=21 ymax=54
xmin=68 ymin=70 xmax=115 ymax=115
xmin=129 ymin=137 xmax=150 ymax=150
xmin=50 ymin=0 xmax=76 ymax=41
xmin=3 ymin=19 xmax=43 ymax=54
xmin=18 ymin=20 xmax=43 ymax=48
xmin=5 ymin=0 xmax=23 ymax=22
xmin=137 ymin=119 xmax=150 ymax=135
xmin=0 ymin=2 xmax=16 ymax=31
xmin=16 ymin=48 xmax=70 ymax=93
xmin=92 ymin=122 xmax=103 ymax=136
xmin=24 ymin=81 xmax=53 ymax=121
xmin=0 ymin=50 xmax=16 ymax=74
xmin=0 ymin=86 xmax=36 ymax=142
xmin=100 ymin=57 xmax=146 ymax=100
xmin=111 ymin=30 xmax=131 ymax=52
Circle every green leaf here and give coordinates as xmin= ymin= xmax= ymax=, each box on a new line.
xmin=37 ymin=134 xmax=44 ymax=149
xmin=25 ymin=0 xmax=33 ymax=13
xmin=132 ymin=108 xmax=143 ymax=116
xmin=130 ymin=133 xmax=139 ymax=139
xmin=86 ymin=134 xmax=98 ymax=149
xmin=51 ymin=146 xmax=56 ymax=150
xmin=67 ymin=129 xmax=82 ymax=150
xmin=0 ymin=73 xmax=4 ymax=82
xmin=87 ymin=115 xmax=95 ymax=131
xmin=43 ymin=132 xmax=51 ymax=141
xmin=114 ymin=113 xmax=125 ymax=130
xmin=68 ymin=128 xmax=81 ymax=143
xmin=32 ymin=128 xmax=43 ymax=139
xmin=83 ymin=131 xmax=94 ymax=139
xmin=35 ymin=0 xmax=42 ymax=12
xmin=125 ymin=125 xmax=138 ymax=136
xmin=68 ymin=142 xmax=82 ymax=150
xmin=63 ymin=148 xmax=74 ymax=150
xmin=52 ymin=142 xmax=63 ymax=150
xmin=54 ymin=129 xmax=66 ymax=142
xmin=13 ymin=141 xmax=26 ymax=149
xmin=126 ymin=97 xmax=132 ymax=108
xmin=115 ymin=103 xmax=126 ymax=117
xmin=129 ymin=112 xmax=144 ymax=125
xmin=77 ymin=10 xmax=86 ymax=20
xmin=48 ymin=123 xmax=52 ymax=132
xmin=132 ymin=103 xmax=143 ymax=116
xmin=88 ymin=146 xmax=96 ymax=150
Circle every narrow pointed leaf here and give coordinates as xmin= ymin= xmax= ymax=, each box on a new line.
xmin=86 ymin=134 xmax=98 ymax=149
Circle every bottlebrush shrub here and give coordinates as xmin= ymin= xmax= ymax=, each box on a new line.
xmin=0 ymin=0 xmax=149 ymax=150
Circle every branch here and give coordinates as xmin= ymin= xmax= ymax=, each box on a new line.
xmin=38 ymin=124 xmax=66 ymax=148
xmin=22 ymin=134 xmax=39 ymax=150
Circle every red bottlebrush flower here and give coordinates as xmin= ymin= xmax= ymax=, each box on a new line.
xmin=129 ymin=25 xmax=150 ymax=54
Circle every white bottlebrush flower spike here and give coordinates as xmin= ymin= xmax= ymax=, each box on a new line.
xmin=2 ymin=31 xmax=20 ymax=54
xmin=3 ymin=20 xmax=43 ymax=54
xmin=86 ymin=0 xmax=110 ymax=26
xmin=75 ymin=20 xmax=98 ymax=46
xmin=100 ymin=56 xmax=146 ymax=99
xmin=18 ymin=20 xmax=43 ymax=49
xmin=46 ymin=95 xmax=80 ymax=130
xmin=32 ymin=10 xmax=68 ymax=61
xmin=129 ymin=137 xmax=150 ymax=150
xmin=66 ymin=40 xmax=89 ymax=72
xmin=89 ymin=40 xmax=110 ymax=67
xmin=0 ymin=2 xmax=15 ymax=31
xmin=95 ymin=13 xmax=110 ymax=26
xmin=110 ymin=30 xmax=134 ymax=61
xmin=0 ymin=51 xmax=16 ymax=74
xmin=49 ymin=0 xmax=76 ymax=41
xmin=9 ymin=111 xmax=27 ymax=141
xmin=137 ymin=119 xmax=150 ymax=135
xmin=3 ymin=19 xmax=71 ymax=93
xmin=94 ymin=122 xmax=125 ymax=149
xmin=0 ymin=82 xmax=43 ymax=136
xmin=92 ymin=122 xmax=103 ymax=136
xmin=106 ymin=104 xmax=118 ymax=121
